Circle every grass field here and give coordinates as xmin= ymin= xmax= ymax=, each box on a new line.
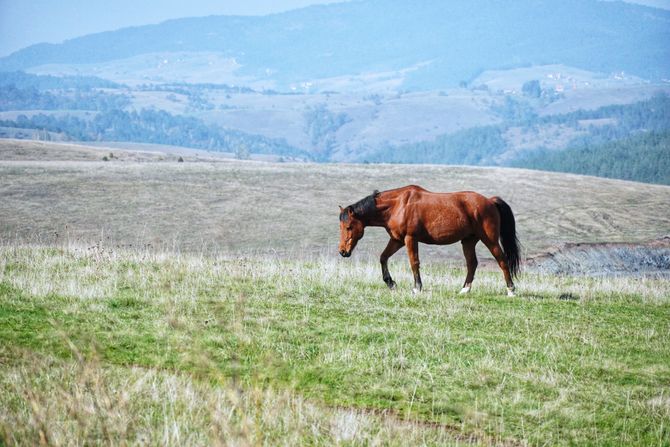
xmin=1 ymin=140 xmax=670 ymax=445
xmin=1 ymin=245 xmax=669 ymax=445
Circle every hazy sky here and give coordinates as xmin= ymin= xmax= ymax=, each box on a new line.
xmin=1 ymin=0 xmax=668 ymax=57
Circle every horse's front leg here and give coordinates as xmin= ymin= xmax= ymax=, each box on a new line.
xmin=380 ymin=238 xmax=403 ymax=289
xmin=404 ymin=236 xmax=422 ymax=293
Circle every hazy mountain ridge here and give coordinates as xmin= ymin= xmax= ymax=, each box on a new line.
xmin=2 ymin=0 xmax=669 ymax=89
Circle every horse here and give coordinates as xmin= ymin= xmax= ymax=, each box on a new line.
xmin=338 ymin=185 xmax=520 ymax=296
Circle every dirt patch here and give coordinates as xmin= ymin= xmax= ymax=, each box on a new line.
xmin=527 ymin=237 xmax=670 ymax=277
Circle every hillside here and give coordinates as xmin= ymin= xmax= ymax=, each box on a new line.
xmin=511 ymin=131 xmax=670 ymax=185
xmin=2 ymin=144 xmax=670 ymax=446
xmin=1 ymin=0 xmax=669 ymax=178
xmin=2 ymin=69 xmax=669 ymax=175
xmin=1 ymin=140 xmax=669 ymax=262
xmin=369 ymin=92 xmax=670 ymax=185
xmin=1 ymin=0 xmax=669 ymax=89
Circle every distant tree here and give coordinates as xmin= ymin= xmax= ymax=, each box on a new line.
xmin=303 ymin=104 xmax=350 ymax=160
xmin=235 ymin=143 xmax=250 ymax=160
xmin=522 ymin=80 xmax=542 ymax=98
xmin=492 ymin=96 xmax=538 ymax=124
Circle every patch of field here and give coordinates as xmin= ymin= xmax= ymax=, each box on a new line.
xmin=194 ymin=89 xmax=500 ymax=161
xmin=502 ymin=124 xmax=586 ymax=152
xmin=1 ymin=140 xmax=669 ymax=263
xmin=27 ymin=51 xmax=255 ymax=88
xmin=0 ymin=139 xmax=170 ymax=162
xmin=471 ymin=64 xmax=645 ymax=93
xmin=0 ymin=245 xmax=668 ymax=445
xmin=540 ymin=85 xmax=670 ymax=116
xmin=2 ymin=348 xmax=465 ymax=446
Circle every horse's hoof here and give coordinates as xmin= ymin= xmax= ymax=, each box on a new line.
xmin=507 ymin=288 xmax=516 ymax=297
xmin=412 ymin=287 xmax=421 ymax=295
xmin=459 ymin=286 xmax=471 ymax=294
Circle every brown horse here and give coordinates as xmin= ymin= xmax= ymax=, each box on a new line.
xmin=338 ymin=185 xmax=520 ymax=296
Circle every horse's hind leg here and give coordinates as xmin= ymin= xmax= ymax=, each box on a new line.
xmin=482 ymin=240 xmax=515 ymax=297
xmin=460 ymin=237 xmax=478 ymax=294
xmin=380 ymin=238 xmax=403 ymax=289
xmin=480 ymin=217 xmax=515 ymax=296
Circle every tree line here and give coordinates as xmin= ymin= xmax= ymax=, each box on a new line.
xmin=365 ymin=92 xmax=670 ymax=184
xmin=0 ymin=85 xmax=131 ymax=111
xmin=0 ymin=109 xmax=307 ymax=158
xmin=510 ymin=131 xmax=670 ymax=185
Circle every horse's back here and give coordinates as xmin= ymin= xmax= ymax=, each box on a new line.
xmin=388 ymin=186 xmax=494 ymax=219
xmin=410 ymin=188 xmax=493 ymax=214
xmin=385 ymin=187 xmax=496 ymax=244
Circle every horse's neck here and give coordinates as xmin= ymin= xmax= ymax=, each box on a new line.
xmin=359 ymin=194 xmax=391 ymax=227
xmin=363 ymin=216 xmax=386 ymax=227
xmin=361 ymin=205 xmax=390 ymax=228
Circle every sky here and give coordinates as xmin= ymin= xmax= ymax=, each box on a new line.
xmin=1 ymin=0 xmax=669 ymax=57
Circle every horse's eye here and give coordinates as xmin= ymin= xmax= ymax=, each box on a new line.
xmin=346 ymin=226 xmax=351 ymax=231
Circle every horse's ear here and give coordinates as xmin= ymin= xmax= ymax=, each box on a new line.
xmin=339 ymin=205 xmax=343 ymax=212
xmin=347 ymin=207 xmax=355 ymax=218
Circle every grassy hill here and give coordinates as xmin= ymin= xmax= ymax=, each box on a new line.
xmin=1 ymin=141 xmax=669 ymax=445
xmin=2 ymin=140 xmax=670 ymax=260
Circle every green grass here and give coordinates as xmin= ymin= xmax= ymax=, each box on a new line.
xmin=1 ymin=245 xmax=669 ymax=445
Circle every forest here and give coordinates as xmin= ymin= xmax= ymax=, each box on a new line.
xmin=511 ymin=131 xmax=670 ymax=185
xmin=364 ymin=92 xmax=670 ymax=184
xmin=0 ymin=109 xmax=305 ymax=158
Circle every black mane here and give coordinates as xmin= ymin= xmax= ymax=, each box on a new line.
xmin=340 ymin=190 xmax=380 ymax=222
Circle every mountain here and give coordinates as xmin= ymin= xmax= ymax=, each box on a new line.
xmin=1 ymin=0 xmax=669 ymax=90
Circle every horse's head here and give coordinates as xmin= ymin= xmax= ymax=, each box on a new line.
xmin=339 ymin=206 xmax=365 ymax=257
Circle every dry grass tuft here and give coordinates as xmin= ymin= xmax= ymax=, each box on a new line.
xmin=0 ymin=346 xmax=473 ymax=446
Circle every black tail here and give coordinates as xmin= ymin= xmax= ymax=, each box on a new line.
xmin=492 ymin=197 xmax=521 ymax=278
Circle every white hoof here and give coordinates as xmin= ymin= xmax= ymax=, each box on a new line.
xmin=459 ymin=286 xmax=471 ymax=294
xmin=507 ymin=288 xmax=516 ymax=297
xmin=412 ymin=288 xmax=421 ymax=295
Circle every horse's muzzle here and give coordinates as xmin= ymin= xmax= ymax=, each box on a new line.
xmin=339 ymin=250 xmax=351 ymax=257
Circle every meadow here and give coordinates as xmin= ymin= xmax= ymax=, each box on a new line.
xmin=1 ymin=245 xmax=669 ymax=446
xmin=2 ymin=139 xmax=669 ymax=259
xmin=1 ymin=140 xmax=669 ymax=445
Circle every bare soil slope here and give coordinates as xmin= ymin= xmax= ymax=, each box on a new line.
xmin=527 ymin=237 xmax=670 ymax=277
